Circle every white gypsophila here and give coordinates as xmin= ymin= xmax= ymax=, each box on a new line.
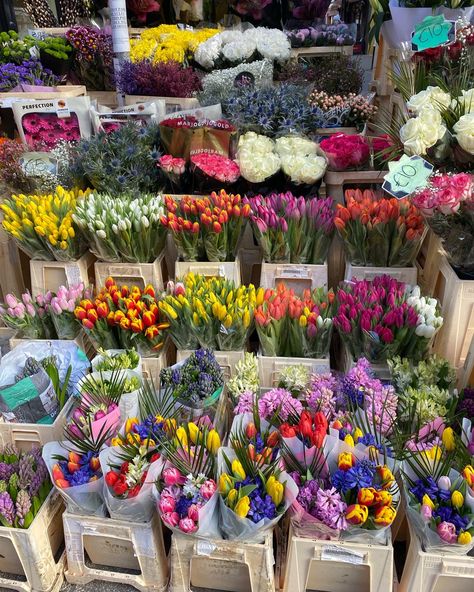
xmin=400 ymin=108 xmax=446 ymax=156
xmin=222 ymin=39 xmax=256 ymax=63
xmin=454 ymin=113 xmax=474 ymax=154
xmin=237 ymin=131 xmax=281 ymax=182
xmin=248 ymin=27 xmax=291 ymax=62
xmin=406 ymin=86 xmax=451 ymax=115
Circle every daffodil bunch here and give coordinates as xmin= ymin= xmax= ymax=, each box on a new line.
xmin=1 ymin=186 xmax=89 ymax=261
xmin=74 ymin=192 xmax=166 ymax=263
xmin=159 ymin=274 xmax=256 ymax=351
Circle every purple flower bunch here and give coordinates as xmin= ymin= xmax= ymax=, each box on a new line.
xmin=294 ymin=478 xmax=348 ymax=530
xmin=286 ymin=24 xmax=355 ymax=48
xmin=0 ymin=446 xmax=51 ymax=529
xmin=117 ymin=60 xmax=202 ymax=98
xmin=49 ymin=282 xmax=88 ymax=339
xmin=0 ymin=60 xmax=59 ymax=92
xmin=457 ymin=388 xmax=474 ymax=420
xmin=305 ymin=372 xmax=338 ymax=417
xmin=66 ymin=26 xmax=114 ymax=91
xmin=235 ymin=388 xmax=303 ymax=421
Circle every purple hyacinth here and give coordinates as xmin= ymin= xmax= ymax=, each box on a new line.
xmin=18 ymin=454 xmax=34 ymax=490
xmin=15 ymin=490 xmax=31 ymax=527
xmin=0 ymin=492 xmax=15 ymax=526
xmin=0 ymin=463 xmax=15 ymax=482
xmin=28 ymin=471 xmax=44 ymax=498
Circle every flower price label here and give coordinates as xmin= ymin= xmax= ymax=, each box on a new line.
xmin=19 ymin=152 xmax=58 ymax=177
xmin=382 ymin=155 xmax=433 ymax=199
xmin=411 ymin=15 xmax=455 ymax=51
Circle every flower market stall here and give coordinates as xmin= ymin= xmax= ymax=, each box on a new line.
xmin=0 ymin=4 xmax=473 ymax=592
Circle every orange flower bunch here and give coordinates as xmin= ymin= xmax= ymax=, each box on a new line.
xmin=334 ymin=189 xmax=425 ymax=267
xmin=74 ymin=277 xmax=169 ymax=356
xmin=162 ymin=190 xmax=250 ymax=261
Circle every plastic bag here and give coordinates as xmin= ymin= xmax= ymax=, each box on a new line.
xmin=217 ymin=446 xmax=298 ymax=542
xmin=91 ymin=349 xmax=142 ymax=375
xmin=43 ymin=441 xmax=106 ymax=516
xmin=99 ymin=446 xmax=162 ymax=522
xmin=0 ymin=340 xmax=90 ymax=397
xmin=0 ymin=368 xmax=57 ymax=424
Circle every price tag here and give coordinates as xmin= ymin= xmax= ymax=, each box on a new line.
xmin=55 ymin=98 xmax=70 ymax=118
xmin=20 ymin=152 xmax=58 ymax=177
xmin=411 ymin=15 xmax=455 ymax=51
xmin=382 ymin=155 xmax=433 ymax=199
xmin=321 ymin=545 xmax=365 ymax=565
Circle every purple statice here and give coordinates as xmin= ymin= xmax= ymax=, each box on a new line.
xmin=305 ymin=372 xmax=338 ymax=417
xmin=117 ymin=60 xmax=202 ymax=98
xmin=234 ymin=390 xmax=256 ymax=415
xmin=258 ymin=389 xmax=303 ymax=421
xmin=15 ymin=490 xmax=31 ymax=527
xmin=0 ymin=492 xmax=15 ymax=526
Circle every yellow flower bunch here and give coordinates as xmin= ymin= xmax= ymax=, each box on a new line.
xmin=159 ymin=274 xmax=256 ymax=350
xmin=1 ymin=186 xmax=89 ymax=261
xmin=130 ymin=25 xmax=218 ymax=64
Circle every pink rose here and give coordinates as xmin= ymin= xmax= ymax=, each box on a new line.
xmin=179 ymin=517 xmax=198 ymax=534
xmin=420 ymin=504 xmax=432 ymax=522
xmin=437 ymin=521 xmax=457 ymax=544
xmin=200 ymin=479 xmax=217 ymax=500
xmin=187 ymin=503 xmax=200 ymax=521
xmin=161 ymin=511 xmax=179 ymax=527
xmin=162 ymin=467 xmax=185 ymax=486
xmin=436 ymin=188 xmax=461 ymax=215
xmin=158 ymin=495 xmax=176 ymax=514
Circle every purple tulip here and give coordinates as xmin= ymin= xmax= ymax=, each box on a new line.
xmin=256 ymin=218 xmax=268 ymax=233
xmin=72 ymin=408 xmax=85 ymax=422
xmin=68 ymin=424 xmax=82 ymax=439
xmin=280 ymin=219 xmax=288 ymax=232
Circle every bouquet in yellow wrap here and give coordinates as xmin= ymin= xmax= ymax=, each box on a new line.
xmin=159 ymin=275 xmax=256 ymax=351
xmin=1 ymin=186 xmax=89 ymax=261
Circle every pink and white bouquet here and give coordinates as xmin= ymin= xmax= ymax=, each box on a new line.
xmin=412 ymin=173 xmax=474 ymax=278
xmin=0 ymin=291 xmax=53 ymax=339
xmin=320 ymin=134 xmax=370 ymax=171
xmin=49 ymin=283 xmax=90 ymax=339
xmin=191 ymin=153 xmax=240 ymax=190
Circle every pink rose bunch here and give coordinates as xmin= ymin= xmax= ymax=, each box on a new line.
xmin=320 ymin=134 xmax=370 ymax=171
xmin=191 ymin=153 xmax=240 ymax=184
xmin=157 ymin=467 xmax=217 ymax=534
xmin=412 ymin=173 xmax=473 ymax=216
xmin=158 ymin=155 xmax=186 ymax=175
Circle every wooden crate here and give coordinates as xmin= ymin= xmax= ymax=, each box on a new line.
xmin=94 ymin=252 xmax=167 ymax=290
xmin=283 ymin=525 xmax=394 ymax=592
xmin=239 ymin=247 xmax=263 ymax=287
xmin=124 ymin=94 xmax=199 ymax=113
xmin=0 ymin=397 xmax=73 ymax=452
xmin=399 ymin=520 xmax=474 ymax=592
xmin=342 ymin=345 xmax=391 ymax=381
xmin=63 ymin=512 xmax=168 ymax=592
xmin=30 ymin=252 xmax=95 ymax=296
xmin=415 ymin=230 xmax=443 ymax=295
xmin=9 ymin=331 xmax=96 ymax=360
xmin=170 ymin=532 xmax=274 ymax=592
xmin=174 ymin=258 xmax=241 ymax=285
xmin=345 ymin=262 xmax=418 ymax=285
xmin=0 ymin=85 xmax=86 ymax=103
xmin=431 ymin=255 xmax=474 ymax=372
xmin=87 ymin=90 xmax=118 ymax=108
xmin=290 ymin=45 xmax=353 ymax=58
xmin=258 ymin=354 xmax=330 ymax=388
xmin=177 ymin=349 xmax=245 ymax=381
xmin=0 ymin=228 xmax=26 ymax=302
xmin=0 ymin=491 xmax=65 ymax=592
xmin=259 ymin=261 xmax=328 ymax=292
xmin=141 ymin=338 xmax=176 ymax=384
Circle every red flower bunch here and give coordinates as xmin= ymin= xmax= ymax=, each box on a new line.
xmin=191 ymin=153 xmax=240 ymax=184
xmin=105 ymin=451 xmax=161 ymax=498
xmin=280 ymin=410 xmax=328 ymax=449
xmin=320 ymin=133 xmax=370 ymax=171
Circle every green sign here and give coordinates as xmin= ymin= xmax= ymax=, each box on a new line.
xmin=382 ymin=155 xmax=433 ymax=199
xmin=412 ymin=15 xmax=454 ymax=51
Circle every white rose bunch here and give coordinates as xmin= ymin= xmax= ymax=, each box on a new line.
xmin=74 ymin=193 xmax=166 ymax=263
xmin=453 ymin=89 xmax=474 ymax=113
xmin=275 ymin=136 xmax=327 ymax=184
xmin=237 ymin=131 xmax=281 ymax=183
xmin=406 ymin=286 xmax=443 ymax=339
xmin=400 ymin=109 xmax=446 ymax=156
xmin=406 ymin=86 xmax=451 ymax=115
xmin=454 ymin=113 xmax=474 ymax=154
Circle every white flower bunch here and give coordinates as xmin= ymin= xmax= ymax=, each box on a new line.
xmin=237 ymin=131 xmax=281 ymax=183
xmin=406 ymin=86 xmax=451 ymax=115
xmin=194 ymin=35 xmax=222 ymax=69
xmin=406 ymin=286 xmax=443 ymax=339
xmin=275 ymin=136 xmax=327 ymax=184
xmin=399 ymin=109 xmax=446 ymax=156
xmin=74 ymin=193 xmax=166 ymax=263
xmin=454 ymin=113 xmax=474 ymax=154
xmin=453 ymin=88 xmax=474 ymax=113
xmin=244 ymin=27 xmax=290 ymax=62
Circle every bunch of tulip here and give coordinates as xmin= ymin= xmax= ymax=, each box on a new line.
xmin=105 ymin=443 xmax=161 ymax=499
xmin=244 ymin=193 xmax=335 ymax=264
xmin=74 ymin=278 xmax=169 ymax=356
xmin=51 ymin=450 xmax=101 ymax=490
xmin=159 ymin=275 xmax=256 ymax=351
xmin=49 ymin=282 xmax=90 ymax=339
xmin=334 ymin=189 xmax=426 ymax=267
xmin=0 ymin=291 xmax=53 ymax=339
xmin=66 ymin=399 xmax=121 ymax=445
xmin=73 ymin=192 xmax=167 ymax=263
xmin=280 ymin=410 xmax=328 ymax=451
xmin=334 ymin=275 xmax=442 ymax=363
xmin=254 ymin=284 xmax=335 ymax=358
xmin=1 ymin=186 xmax=89 ymax=261
xmin=162 ymin=191 xmax=251 ymax=262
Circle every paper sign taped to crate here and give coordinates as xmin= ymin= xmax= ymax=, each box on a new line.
xmin=321 ymin=545 xmax=365 ymax=565
xmin=382 ymin=155 xmax=433 ymax=199
xmin=411 ymin=15 xmax=455 ymax=51
xmin=278 ymin=266 xmax=309 ymax=278
xmin=196 ymin=540 xmax=216 ymax=556
xmin=20 ymin=152 xmax=58 ymax=177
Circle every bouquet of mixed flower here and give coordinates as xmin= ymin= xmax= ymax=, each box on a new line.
xmin=320 ymin=134 xmax=371 ymax=170
xmin=0 ymin=446 xmax=51 ymax=529
xmin=245 ymin=194 xmax=334 ymax=264
xmin=159 ymin=275 xmax=255 ymax=351
xmin=254 ymin=284 xmax=335 ymax=358
xmin=1 ymin=186 xmax=89 ymax=261
xmin=74 ymin=279 xmax=169 ymax=356
xmin=74 ymin=192 xmax=167 ymax=263
xmin=162 ymin=191 xmax=250 ymax=262
xmin=412 ymin=173 xmax=474 ymax=278
xmin=286 ymin=24 xmax=355 ymax=48
xmin=335 ymin=276 xmax=443 ymax=363
xmin=335 ymin=188 xmax=426 ymax=267
xmin=0 ymin=291 xmax=53 ymax=339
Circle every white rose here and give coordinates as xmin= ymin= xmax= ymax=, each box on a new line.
xmin=400 ymin=109 xmax=446 ymax=155
xmin=454 ymin=113 xmax=474 ymax=154
xmin=455 ymin=89 xmax=474 ymax=113
xmin=406 ymin=86 xmax=451 ymax=115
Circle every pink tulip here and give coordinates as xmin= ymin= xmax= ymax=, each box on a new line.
xmin=5 ymin=294 xmax=17 ymax=308
xmin=21 ymin=293 xmax=32 ymax=305
xmin=36 ymin=294 xmax=44 ymax=307
xmin=200 ymin=479 xmax=217 ymax=500
xmin=158 ymin=495 xmax=176 ymax=514
xmin=25 ymin=303 xmax=35 ymax=317
xmin=437 ymin=521 xmax=457 ymax=544
xmin=51 ymin=301 xmax=62 ymax=315
xmin=94 ymin=410 xmax=106 ymax=420
xmin=58 ymin=298 xmax=68 ymax=310
xmin=187 ymin=504 xmax=200 ymax=521
xmin=163 ymin=467 xmax=185 ymax=486
xmin=179 ymin=518 xmax=198 ymax=534
xmin=107 ymin=403 xmax=118 ymax=413
xmin=161 ymin=511 xmax=179 ymax=527
xmin=7 ymin=307 xmax=14 ymax=317
xmin=14 ymin=304 xmax=26 ymax=318
xmin=67 ymin=299 xmax=76 ymax=312
xmin=420 ymin=504 xmax=432 ymax=522
xmin=72 ymin=408 xmax=85 ymax=422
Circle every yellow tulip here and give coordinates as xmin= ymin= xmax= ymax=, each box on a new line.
xmin=344 ymin=434 xmax=355 ymax=447
xmin=458 ymin=531 xmax=472 ymax=545
xmin=223 ymin=314 xmax=233 ymax=328
xmin=227 ymin=488 xmax=238 ymax=508
xmin=234 ymin=496 xmax=250 ymax=517
xmin=206 ymin=429 xmax=220 ymax=455
xmin=175 ymin=426 xmax=188 ymax=447
xmin=451 ymin=490 xmax=464 ymax=508
xmin=422 ymin=494 xmax=435 ymax=509
xmin=242 ymin=309 xmax=250 ymax=329
xmin=125 ymin=417 xmax=139 ymax=433
xmin=188 ymin=422 xmax=200 ymax=444
xmin=353 ymin=428 xmax=363 ymax=443
xmin=299 ymin=315 xmax=307 ymax=327
xmin=442 ymin=427 xmax=455 ymax=452
xmin=266 ymin=478 xmax=284 ymax=507
xmin=219 ymin=473 xmax=233 ymax=495
xmin=231 ymin=459 xmax=246 ymax=480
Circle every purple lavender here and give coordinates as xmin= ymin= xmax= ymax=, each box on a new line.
xmin=0 ymin=492 xmax=15 ymax=526
xmin=15 ymin=490 xmax=31 ymax=527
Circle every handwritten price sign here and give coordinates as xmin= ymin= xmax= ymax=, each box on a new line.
xmin=382 ymin=155 xmax=433 ymax=199
xmin=411 ymin=15 xmax=455 ymax=51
